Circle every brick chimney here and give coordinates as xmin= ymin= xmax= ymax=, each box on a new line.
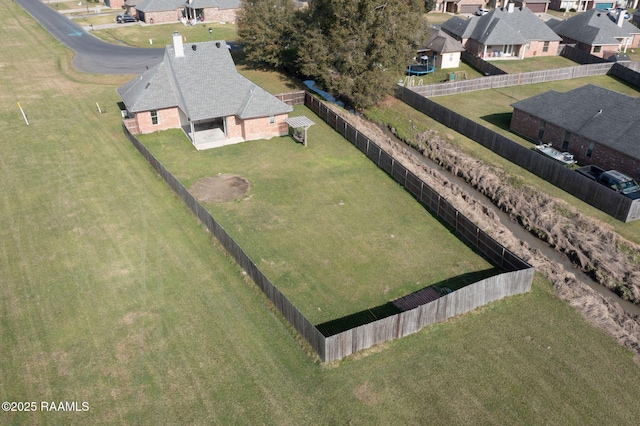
xmin=172 ymin=31 xmax=184 ymax=58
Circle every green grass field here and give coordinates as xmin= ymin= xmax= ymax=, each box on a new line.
xmin=3 ymin=1 xmax=640 ymax=423
xmin=139 ymin=109 xmax=495 ymax=324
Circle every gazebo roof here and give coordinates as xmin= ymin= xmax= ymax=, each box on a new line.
xmin=285 ymin=116 xmax=315 ymax=128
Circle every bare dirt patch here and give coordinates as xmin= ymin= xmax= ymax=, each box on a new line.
xmin=189 ymin=174 xmax=250 ymax=203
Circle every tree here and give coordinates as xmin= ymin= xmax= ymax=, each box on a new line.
xmin=424 ymin=0 xmax=437 ymax=12
xmin=237 ymin=0 xmax=297 ymax=70
xmin=297 ymin=0 xmax=427 ymax=108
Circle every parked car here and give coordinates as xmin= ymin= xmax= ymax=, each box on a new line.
xmin=116 ymin=14 xmax=137 ymax=23
xmin=476 ymin=8 xmax=489 ymax=16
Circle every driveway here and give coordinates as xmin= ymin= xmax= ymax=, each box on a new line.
xmin=15 ymin=0 xmax=163 ymax=74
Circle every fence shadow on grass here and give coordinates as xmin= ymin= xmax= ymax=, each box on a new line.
xmin=316 ymin=268 xmax=500 ymax=337
xmin=480 ymin=112 xmax=514 ymax=131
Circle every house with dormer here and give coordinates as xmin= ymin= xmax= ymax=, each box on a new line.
xmin=546 ymin=8 xmax=640 ymax=58
xmin=441 ymin=3 xmax=562 ymax=59
xmin=117 ymin=33 xmax=292 ymax=150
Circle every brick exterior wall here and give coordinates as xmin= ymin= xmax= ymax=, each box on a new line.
xmin=226 ymin=115 xmax=243 ymax=139
xmin=203 ymin=8 xmax=238 ymax=23
xmin=140 ymin=10 xmax=183 ymax=24
xmin=139 ymin=7 xmax=238 ymax=24
xmin=525 ymin=40 xmax=560 ymax=57
xmin=511 ymin=109 xmax=640 ymax=179
xmin=241 ymin=114 xmax=289 ymax=140
xmin=134 ymin=107 xmax=181 ymax=134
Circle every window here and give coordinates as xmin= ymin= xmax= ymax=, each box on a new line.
xmin=593 ymin=46 xmax=601 ymax=53
xmin=269 ymin=115 xmax=275 ymax=124
xmin=586 ymin=142 xmax=594 ymax=158
xmin=543 ymin=41 xmax=549 ymax=53
xmin=537 ymin=121 xmax=546 ymax=141
xmin=150 ymin=110 xmax=159 ymax=125
xmin=562 ymin=131 xmax=571 ymax=151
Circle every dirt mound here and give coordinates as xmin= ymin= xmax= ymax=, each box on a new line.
xmin=189 ymin=174 xmax=250 ymax=203
xmin=325 ymin=102 xmax=640 ymax=360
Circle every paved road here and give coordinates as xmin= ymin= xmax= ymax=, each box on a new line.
xmin=15 ymin=0 xmax=163 ymax=74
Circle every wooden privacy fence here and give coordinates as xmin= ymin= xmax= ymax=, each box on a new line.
xmin=397 ymin=87 xmax=640 ymax=222
xmin=123 ymin=92 xmax=535 ymax=362
xmin=408 ymin=62 xmax=613 ymax=97
xmin=275 ymin=91 xmax=306 ymax=106
xmin=304 ymin=93 xmax=534 ymax=361
xmin=122 ymin=127 xmax=325 ymax=357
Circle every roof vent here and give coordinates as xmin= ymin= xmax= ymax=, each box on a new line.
xmin=215 ymin=41 xmax=221 ymax=48
xmin=192 ymin=44 xmax=197 ymax=51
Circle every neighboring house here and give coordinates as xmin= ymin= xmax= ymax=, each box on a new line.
xmin=104 ymin=0 xmax=126 ymax=9
xmin=441 ymin=3 xmax=562 ymax=59
xmin=434 ymin=0 xmax=485 ymax=14
xmin=123 ymin=0 xmax=144 ymax=17
xmin=549 ymin=0 xmax=621 ymax=11
xmin=513 ymin=0 xmax=550 ymax=13
xmin=417 ymin=29 xmax=466 ymax=69
xmin=117 ymin=33 xmax=292 ymax=149
xmin=546 ymin=8 xmax=640 ymax=58
xmin=510 ymin=84 xmax=640 ymax=179
xmin=135 ymin=0 xmax=240 ymax=24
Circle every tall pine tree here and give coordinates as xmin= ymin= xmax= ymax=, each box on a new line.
xmin=298 ymin=0 xmax=426 ymax=108
xmin=237 ymin=0 xmax=297 ymax=70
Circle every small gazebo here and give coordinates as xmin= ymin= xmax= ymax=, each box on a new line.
xmin=285 ymin=116 xmax=315 ymax=147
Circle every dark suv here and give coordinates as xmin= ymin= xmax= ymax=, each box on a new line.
xmin=116 ymin=14 xmax=136 ymax=23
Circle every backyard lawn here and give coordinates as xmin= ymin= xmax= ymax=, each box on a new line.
xmin=491 ymin=55 xmax=579 ymax=73
xmin=3 ymin=1 xmax=640 ymax=424
xmin=139 ymin=108 xmax=496 ymax=324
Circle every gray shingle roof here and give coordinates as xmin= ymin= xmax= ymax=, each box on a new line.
xmin=136 ymin=0 xmax=185 ymax=13
xmin=511 ymin=84 xmax=640 ymax=160
xmin=442 ymin=6 xmax=561 ymax=45
xmin=546 ymin=9 xmax=640 ymax=46
xmin=117 ymin=39 xmax=292 ymax=121
xmin=420 ymin=29 xmax=465 ymax=53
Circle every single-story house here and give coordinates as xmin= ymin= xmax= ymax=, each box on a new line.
xmin=117 ymin=32 xmax=292 ymax=150
xmin=549 ymin=0 xmax=621 ymax=11
xmin=510 ymin=84 xmax=640 ymax=179
xmin=434 ymin=0 xmax=485 ymax=14
xmin=417 ymin=29 xmax=466 ymax=69
xmin=546 ymin=8 xmax=640 ymax=58
xmin=135 ymin=0 xmax=240 ymax=24
xmin=513 ymin=0 xmax=550 ymax=13
xmin=441 ymin=3 xmax=562 ymax=59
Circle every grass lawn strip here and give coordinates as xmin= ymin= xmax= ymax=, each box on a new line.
xmin=139 ymin=108 xmax=495 ymax=324
xmin=3 ymin=1 xmax=640 ymax=423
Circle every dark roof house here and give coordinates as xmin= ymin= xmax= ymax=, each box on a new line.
xmin=118 ymin=33 xmax=292 ymax=149
xmin=546 ymin=8 xmax=640 ymax=58
xmin=510 ymin=84 xmax=640 ymax=178
xmin=441 ymin=3 xmax=562 ymax=59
